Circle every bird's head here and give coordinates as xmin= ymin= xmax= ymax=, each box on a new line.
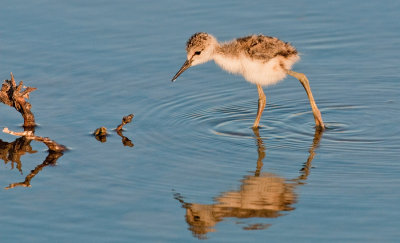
xmin=172 ymin=32 xmax=218 ymax=82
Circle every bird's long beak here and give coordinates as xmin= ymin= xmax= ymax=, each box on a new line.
xmin=172 ymin=59 xmax=192 ymax=82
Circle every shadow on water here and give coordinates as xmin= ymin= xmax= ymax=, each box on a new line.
xmin=174 ymin=127 xmax=323 ymax=239
xmin=0 ymin=127 xmax=66 ymax=189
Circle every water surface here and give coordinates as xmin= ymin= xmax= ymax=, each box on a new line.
xmin=1 ymin=0 xmax=399 ymax=242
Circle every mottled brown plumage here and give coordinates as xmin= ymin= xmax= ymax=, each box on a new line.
xmin=186 ymin=32 xmax=210 ymax=52
xmin=220 ymin=35 xmax=298 ymax=61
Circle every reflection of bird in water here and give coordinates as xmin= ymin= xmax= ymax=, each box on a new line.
xmin=174 ymin=128 xmax=323 ymax=239
xmin=172 ymin=33 xmax=325 ymax=129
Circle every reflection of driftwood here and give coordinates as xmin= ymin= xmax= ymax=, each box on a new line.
xmin=5 ymin=150 xmax=63 ymax=189
xmin=93 ymin=114 xmax=134 ymax=146
xmin=0 ymin=73 xmax=36 ymax=127
xmin=117 ymin=130 xmax=134 ymax=147
xmin=2 ymin=127 xmax=66 ymax=189
xmin=175 ymin=127 xmax=324 ymax=239
xmin=0 ymin=137 xmax=37 ymax=174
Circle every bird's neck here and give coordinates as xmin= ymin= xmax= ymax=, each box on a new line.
xmin=213 ymin=54 xmax=243 ymax=75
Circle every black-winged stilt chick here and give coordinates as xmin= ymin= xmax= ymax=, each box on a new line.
xmin=172 ymin=32 xmax=325 ymax=129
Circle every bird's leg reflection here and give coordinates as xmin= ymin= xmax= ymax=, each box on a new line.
xmin=297 ymin=128 xmax=323 ymax=182
xmin=175 ymin=127 xmax=324 ymax=239
xmin=253 ymin=127 xmax=265 ymax=177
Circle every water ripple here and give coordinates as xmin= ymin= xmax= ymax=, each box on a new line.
xmin=145 ymin=85 xmax=388 ymax=155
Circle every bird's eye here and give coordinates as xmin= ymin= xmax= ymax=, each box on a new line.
xmin=194 ymin=51 xmax=201 ymax=55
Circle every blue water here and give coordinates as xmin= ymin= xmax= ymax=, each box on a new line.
xmin=1 ymin=0 xmax=399 ymax=242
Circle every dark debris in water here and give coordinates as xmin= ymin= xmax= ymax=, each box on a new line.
xmin=93 ymin=114 xmax=134 ymax=147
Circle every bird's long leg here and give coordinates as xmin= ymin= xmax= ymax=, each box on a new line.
xmin=253 ymin=84 xmax=266 ymax=128
xmin=287 ymin=70 xmax=325 ymax=129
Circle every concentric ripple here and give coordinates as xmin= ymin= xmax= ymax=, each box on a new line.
xmin=146 ymin=81 xmax=390 ymax=155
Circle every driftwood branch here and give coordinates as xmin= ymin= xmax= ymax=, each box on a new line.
xmin=0 ymin=73 xmax=36 ymax=127
xmin=1 ymin=73 xmax=67 ymax=189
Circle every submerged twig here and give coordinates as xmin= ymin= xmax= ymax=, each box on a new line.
xmin=115 ymin=114 xmax=134 ymax=146
xmin=93 ymin=114 xmax=134 ymax=146
xmin=2 ymin=127 xmax=66 ymax=189
xmin=115 ymin=114 xmax=134 ymax=132
xmin=0 ymin=73 xmax=36 ymax=127
xmin=3 ymin=127 xmax=66 ymax=153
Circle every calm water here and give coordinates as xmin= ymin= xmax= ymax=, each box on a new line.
xmin=1 ymin=0 xmax=399 ymax=242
